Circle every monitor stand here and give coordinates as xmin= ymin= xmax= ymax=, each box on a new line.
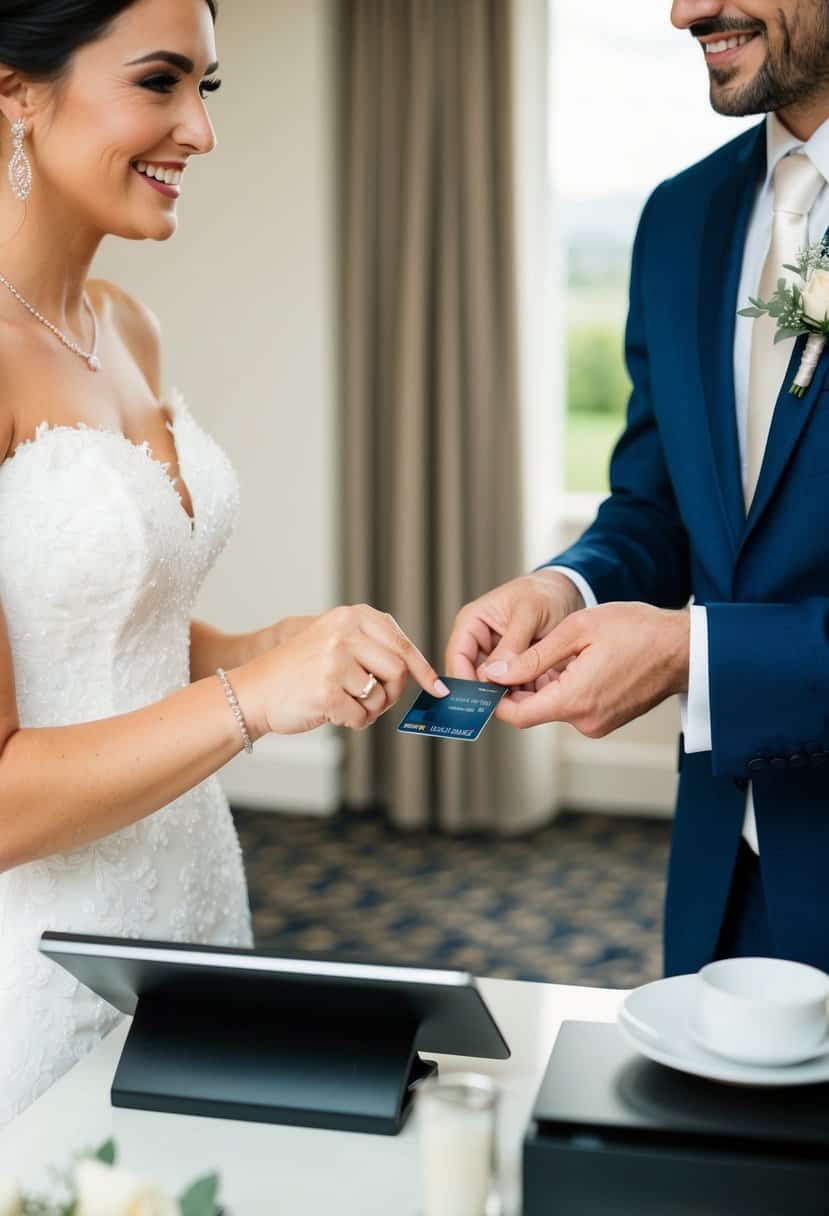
xmin=111 ymin=994 xmax=437 ymax=1135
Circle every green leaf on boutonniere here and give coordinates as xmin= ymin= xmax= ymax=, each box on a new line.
xmin=783 ymin=263 xmax=802 ymax=275
xmin=179 ymin=1173 xmax=220 ymax=1216
xmin=738 ymin=306 xmax=764 ymax=318
xmin=773 ymin=326 xmax=803 ymax=344
xmin=93 ymin=1140 xmax=116 ymax=1166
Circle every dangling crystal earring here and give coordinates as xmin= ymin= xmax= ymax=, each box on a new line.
xmin=8 ymin=118 xmax=32 ymax=202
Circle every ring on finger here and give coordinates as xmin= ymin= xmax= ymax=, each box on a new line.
xmin=356 ymin=673 xmax=379 ymax=701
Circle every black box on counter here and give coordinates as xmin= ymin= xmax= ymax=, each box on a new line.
xmin=522 ymin=1020 xmax=829 ymax=1216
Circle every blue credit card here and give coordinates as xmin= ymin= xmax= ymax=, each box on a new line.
xmin=397 ymin=677 xmax=507 ymax=742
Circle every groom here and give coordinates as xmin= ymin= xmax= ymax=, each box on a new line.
xmin=446 ymin=0 xmax=829 ymax=977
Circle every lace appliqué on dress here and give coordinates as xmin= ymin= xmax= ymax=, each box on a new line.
xmin=0 ymin=388 xmax=253 ymax=1126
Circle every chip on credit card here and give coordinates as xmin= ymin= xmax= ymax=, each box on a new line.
xmin=397 ymin=677 xmax=507 ymax=742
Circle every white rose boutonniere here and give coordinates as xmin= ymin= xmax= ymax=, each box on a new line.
xmin=801 ymin=266 xmax=829 ymax=326
xmin=739 ymin=239 xmax=829 ymax=396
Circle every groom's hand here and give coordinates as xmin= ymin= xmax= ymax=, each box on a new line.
xmin=445 ymin=569 xmax=585 ymax=680
xmin=483 ymin=602 xmax=690 ymax=735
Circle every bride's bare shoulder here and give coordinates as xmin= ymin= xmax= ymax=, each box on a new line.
xmin=89 ymin=278 xmax=162 ymax=397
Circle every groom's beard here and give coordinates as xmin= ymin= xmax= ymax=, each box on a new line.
xmin=702 ymin=8 xmax=829 ymax=116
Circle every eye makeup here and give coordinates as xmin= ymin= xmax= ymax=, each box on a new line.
xmin=138 ymin=73 xmax=222 ymax=98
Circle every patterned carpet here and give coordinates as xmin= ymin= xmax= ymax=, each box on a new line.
xmin=232 ymin=807 xmax=672 ymax=990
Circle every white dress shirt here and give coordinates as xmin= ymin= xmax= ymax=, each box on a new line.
xmin=552 ymin=112 xmax=829 ymax=854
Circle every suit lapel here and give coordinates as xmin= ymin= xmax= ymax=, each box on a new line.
xmin=698 ymin=125 xmax=766 ymax=556
xmin=741 ymin=241 xmax=829 ymax=547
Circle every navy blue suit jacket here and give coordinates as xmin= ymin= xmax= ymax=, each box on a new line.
xmin=549 ymin=121 xmax=829 ymax=977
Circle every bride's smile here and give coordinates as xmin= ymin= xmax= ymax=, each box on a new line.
xmin=130 ymin=159 xmax=187 ymax=198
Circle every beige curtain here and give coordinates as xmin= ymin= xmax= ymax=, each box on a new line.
xmin=342 ymin=0 xmax=550 ymax=832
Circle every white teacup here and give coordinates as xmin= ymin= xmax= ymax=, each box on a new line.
xmin=693 ymin=957 xmax=829 ymax=1067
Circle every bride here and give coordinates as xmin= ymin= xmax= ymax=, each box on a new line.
xmin=0 ymin=0 xmax=449 ymax=1125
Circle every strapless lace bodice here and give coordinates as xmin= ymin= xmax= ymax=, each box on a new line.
xmin=0 ymin=388 xmax=252 ymax=1125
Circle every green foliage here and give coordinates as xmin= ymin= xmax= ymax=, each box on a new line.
xmin=738 ymin=240 xmax=829 ymax=337
xmin=738 ymin=280 xmax=807 ymax=333
xmin=93 ymin=1141 xmax=116 ymax=1167
xmin=565 ymin=411 xmax=624 ymax=493
xmin=567 ymin=323 xmax=631 ymax=417
xmin=179 ymin=1173 xmax=221 ymax=1216
xmin=787 ymin=236 xmax=829 ymax=283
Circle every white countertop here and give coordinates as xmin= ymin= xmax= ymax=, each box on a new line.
xmin=0 ymin=977 xmax=625 ymax=1215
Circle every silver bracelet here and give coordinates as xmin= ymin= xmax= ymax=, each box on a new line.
xmin=216 ymin=667 xmax=254 ymax=754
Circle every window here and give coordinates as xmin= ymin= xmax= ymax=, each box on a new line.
xmin=550 ymin=2 xmax=756 ymax=493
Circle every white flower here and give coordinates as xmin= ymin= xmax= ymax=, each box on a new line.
xmin=0 ymin=1180 xmax=22 ymax=1216
xmin=75 ymin=1160 xmax=180 ymax=1216
xmin=802 ymin=267 xmax=829 ymax=325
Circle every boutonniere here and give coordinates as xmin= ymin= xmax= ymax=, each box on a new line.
xmin=738 ymin=239 xmax=829 ymax=396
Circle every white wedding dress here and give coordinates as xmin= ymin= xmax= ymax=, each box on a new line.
xmin=0 ymin=388 xmax=253 ymax=1126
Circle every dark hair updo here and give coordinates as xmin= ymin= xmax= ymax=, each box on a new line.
xmin=0 ymin=0 xmax=218 ymax=82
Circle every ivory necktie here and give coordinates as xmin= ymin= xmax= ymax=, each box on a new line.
xmin=745 ymin=153 xmax=825 ymax=508
xmin=741 ymin=153 xmax=825 ymax=857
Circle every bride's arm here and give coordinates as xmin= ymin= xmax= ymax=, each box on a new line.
xmin=0 ymin=599 xmax=441 ymax=870
xmin=189 ymin=617 xmax=319 ymax=682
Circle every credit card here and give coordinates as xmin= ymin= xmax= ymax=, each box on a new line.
xmin=397 ymin=677 xmax=507 ymax=742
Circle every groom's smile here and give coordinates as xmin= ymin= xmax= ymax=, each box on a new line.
xmin=696 ymin=28 xmax=760 ymax=68
xmin=672 ymin=1 xmax=829 ymax=122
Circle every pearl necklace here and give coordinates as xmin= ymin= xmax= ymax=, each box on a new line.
xmin=0 ymin=271 xmax=101 ymax=371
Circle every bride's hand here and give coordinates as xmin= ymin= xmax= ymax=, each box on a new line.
xmin=271 ymin=615 xmax=318 ymax=645
xmin=250 ymin=615 xmax=319 ymax=654
xmin=239 ymin=605 xmax=449 ymax=736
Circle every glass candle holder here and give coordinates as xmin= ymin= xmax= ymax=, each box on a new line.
xmin=415 ymin=1071 xmax=499 ymax=1216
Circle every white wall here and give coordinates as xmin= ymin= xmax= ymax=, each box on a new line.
xmin=94 ymin=0 xmax=342 ymax=812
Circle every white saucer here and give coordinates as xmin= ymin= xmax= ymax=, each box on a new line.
xmin=685 ymin=1017 xmax=829 ymax=1068
xmin=619 ymin=974 xmax=829 ymax=1087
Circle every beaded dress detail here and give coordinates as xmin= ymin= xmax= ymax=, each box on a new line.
xmin=0 ymin=388 xmax=252 ymax=1125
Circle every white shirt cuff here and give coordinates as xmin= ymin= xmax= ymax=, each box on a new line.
xmin=680 ymin=604 xmax=712 ymax=753
xmin=547 ymin=566 xmax=598 ymax=610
